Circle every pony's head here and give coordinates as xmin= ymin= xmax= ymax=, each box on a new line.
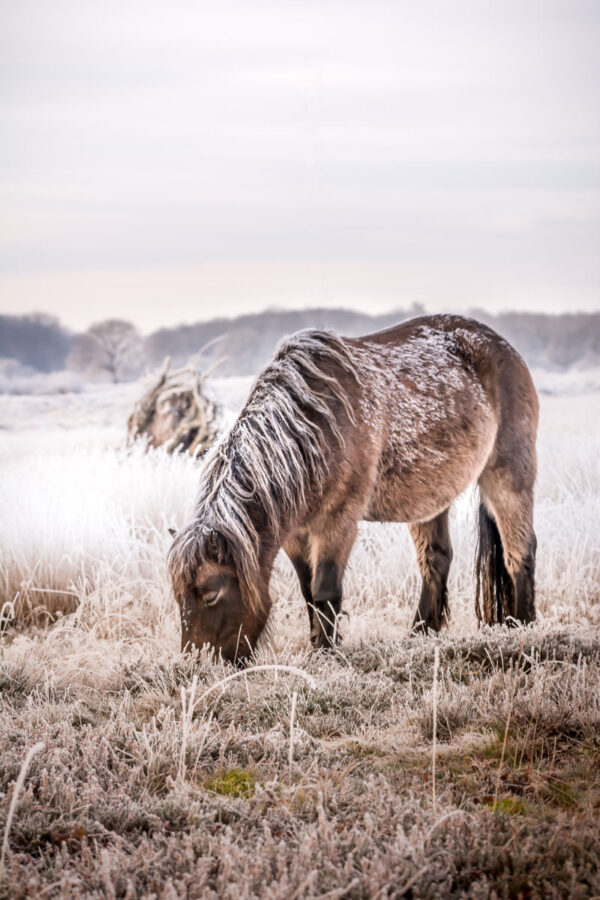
xmin=168 ymin=525 xmax=270 ymax=664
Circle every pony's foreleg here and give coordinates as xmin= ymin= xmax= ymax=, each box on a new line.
xmin=309 ymin=520 xmax=357 ymax=649
xmin=284 ymin=533 xmax=316 ymax=634
xmin=310 ymin=559 xmax=344 ymax=648
xmin=409 ymin=510 xmax=453 ymax=633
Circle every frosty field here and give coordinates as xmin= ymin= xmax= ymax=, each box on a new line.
xmin=0 ymin=376 xmax=599 ymax=898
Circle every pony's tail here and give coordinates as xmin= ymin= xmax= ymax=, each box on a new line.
xmin=475 ymin=502 xmax=514 ymax=625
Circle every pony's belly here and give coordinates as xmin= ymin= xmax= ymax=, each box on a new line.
xmin=365 ymin=488 xmax=457 ymax=524
xmin=364 ymin=418 xmax=497 ymax=524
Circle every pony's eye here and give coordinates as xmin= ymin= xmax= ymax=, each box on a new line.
xmin=203 ymin=590 xmax=221 ymax=607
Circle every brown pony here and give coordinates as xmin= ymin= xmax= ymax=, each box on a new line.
xmin=168 ymin=314 xmax=538 ymax=663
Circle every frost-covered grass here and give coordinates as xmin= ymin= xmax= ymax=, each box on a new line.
xmin=1 ymin=386 xmax=598 ymax=630
xmin=0 ymin=378 xmax=599 ymax=897
xmin=0 ymin=359 xmax=85 ymax=396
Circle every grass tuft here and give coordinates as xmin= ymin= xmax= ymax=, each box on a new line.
xmin=486 ymin=796 xmax=530 ymax=816
xmin=204 ymin=768 xmax=257 ymax=799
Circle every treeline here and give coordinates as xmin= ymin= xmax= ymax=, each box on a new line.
xmin=474 ymin=309 xmax=600 ymax=371
xmin=145 ymin=307 xmax=600 ymax=375
xmin=144 ymin=307 xmax=422 ymax=376
xmin=1 ymin=307 xmax=599 ymax=381
xmin=0 ymin=314 xmax=72 ymax=373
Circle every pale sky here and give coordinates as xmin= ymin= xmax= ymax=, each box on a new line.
xmin=1 ymin=0 xmax=599 ymax=332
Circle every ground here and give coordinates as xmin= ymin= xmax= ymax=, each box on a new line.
xmin=0 ymin=374 xmax=599 ymax=898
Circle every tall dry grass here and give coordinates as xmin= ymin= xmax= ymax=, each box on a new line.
xmin=0 ymin=378 xmax=599 ymax=897
xmin=1 ymin=387 xmax=598 ymax=642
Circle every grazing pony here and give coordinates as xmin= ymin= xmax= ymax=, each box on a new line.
xmin=168 ymin=314 xmax=538 ymax=663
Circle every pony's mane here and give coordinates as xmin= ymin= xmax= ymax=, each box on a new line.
xmin=168 ymin=329 xmax=358 ymax=613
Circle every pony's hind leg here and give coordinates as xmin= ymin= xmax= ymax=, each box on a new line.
xmin=478 ymin=468 xmax=536 ymax=625
xmin=410 ymin=509 xmax=453 ymax=633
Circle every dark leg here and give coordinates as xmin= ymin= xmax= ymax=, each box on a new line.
xmin=409 ymin=510 xmax=453 ymax=633
xmin=479 ymin=465 xmax=537 ymax=626
xmin=285 ymin=518 xmax=357 ymax=650
xmin=311 ymin=558 xmax=344 ymax=649
xmin=290 ymin=555 xmax=315 ymax=633
xmin=284 ymin=532 xmax=317 ymax=634
xmin=513 ymin=532 xmax=536 ymax=624
xmin=310 ymin=514 xmax=358 ymax=650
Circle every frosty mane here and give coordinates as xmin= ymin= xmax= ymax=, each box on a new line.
xmin=169 ymin=329 xmax=358 ymax=613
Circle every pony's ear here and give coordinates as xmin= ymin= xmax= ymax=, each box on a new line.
xmin=168 ymin=527 xmax=177 ymax=538
xmin=205 ymin=529 xmax=230 ymax=566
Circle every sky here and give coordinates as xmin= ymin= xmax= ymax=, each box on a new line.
xmin=1 ymin=0 xmax=599 ymax=333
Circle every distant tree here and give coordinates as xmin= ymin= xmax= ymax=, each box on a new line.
xmin=0 ymin=313 xmax=72 ymax=372
xmin=67 ymin=319 xmax=143 ymax=382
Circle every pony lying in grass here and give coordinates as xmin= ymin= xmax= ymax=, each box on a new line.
xmin=169 ymin=314 xmax=538 ymax=663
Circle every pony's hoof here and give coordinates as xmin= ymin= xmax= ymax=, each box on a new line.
xmin=310 ymin=638 xmax=333 ymax=652
xmin=410 ymin=619 xmax=429 ymax=636
xmin=310 ymin=630 xmax=339 ymax=652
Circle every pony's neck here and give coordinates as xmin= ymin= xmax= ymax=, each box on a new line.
xmin=227 ymin=405 xmax=317 ymax=548
xmin=244 ymin=492 xmax=291 ymax=568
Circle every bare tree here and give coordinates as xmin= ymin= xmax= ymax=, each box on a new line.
xmin=67 ymin=320 xmax=143 ymax=382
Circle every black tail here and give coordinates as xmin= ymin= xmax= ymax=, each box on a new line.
xmin=475 ymin=503 xmax=514 ymax=625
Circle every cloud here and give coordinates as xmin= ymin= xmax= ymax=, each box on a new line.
xmin=1 ymin=0 xmax=599 ymax=326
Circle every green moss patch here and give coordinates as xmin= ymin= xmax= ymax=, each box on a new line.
xmin=485 ymin=796 xmax=529 ymax=816
xmin=204 ymin=768 xmax=256 ymax=799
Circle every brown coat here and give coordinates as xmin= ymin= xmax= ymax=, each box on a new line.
xmin=169 ymin=314 xmax=538 ymax=662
